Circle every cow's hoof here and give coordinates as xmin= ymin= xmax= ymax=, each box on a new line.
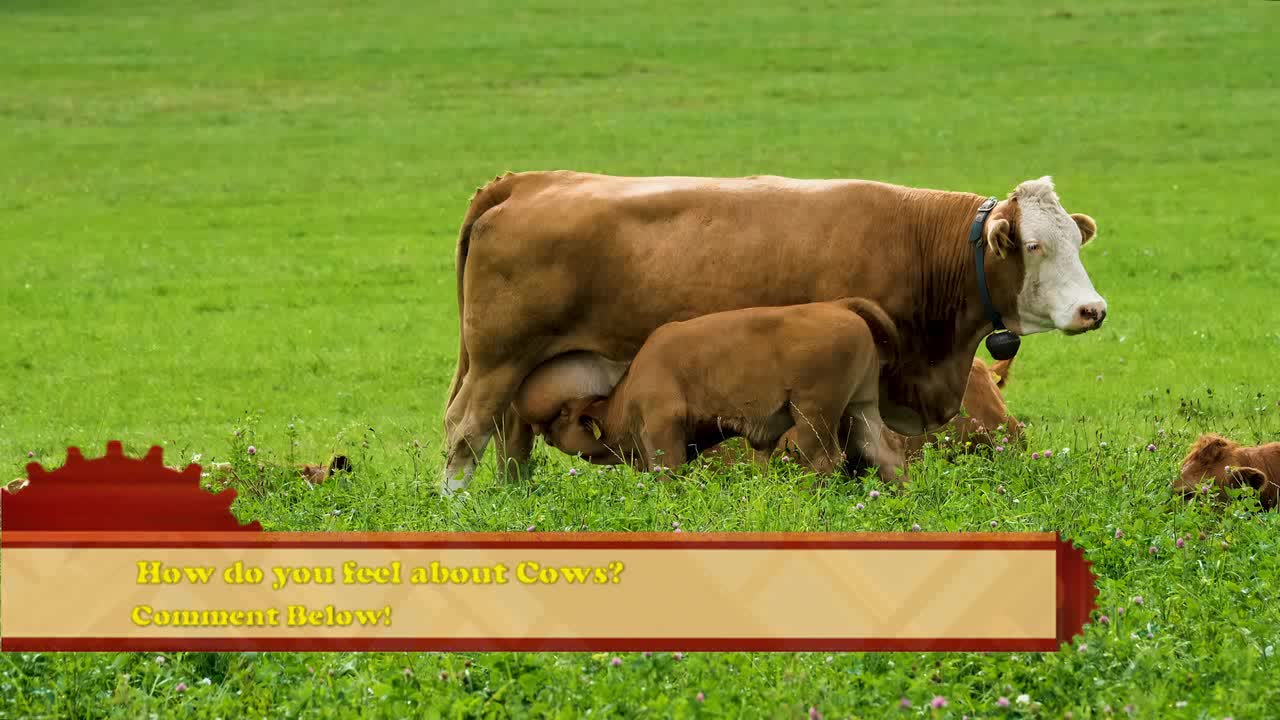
xmin=440 ymin=462 xmax=475 ymax=497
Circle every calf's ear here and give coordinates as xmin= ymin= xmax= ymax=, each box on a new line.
xmin=1228 ymin=466 xmax=1268 ymax=490
xmin=582 ymin=397 xmax=610 ymax=422
xmin=1071 ymin=213 xmax=1098 ymax=245
xmin=985 ymin=218 xmax=1015 ymax=258
xmin=989 ymin=358 xmax=1013 ymax=389
xmin=564 ymin=396 xmax=609 ymax=426
xmin=1229 ymin=466 xmax=1276 ymax=509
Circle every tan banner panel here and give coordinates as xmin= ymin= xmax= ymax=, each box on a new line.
xmin=0 ymin=532 xmax=1096 ymax=652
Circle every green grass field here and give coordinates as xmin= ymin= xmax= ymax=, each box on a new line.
xmin=3 ymin=0 xmax=1279 ymax=717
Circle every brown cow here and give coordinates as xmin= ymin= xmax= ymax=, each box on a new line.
xmin=521 ymin=298 xmax=903 ymax=481
xmin=1176 ymin=434 xmax=1280 ymax=509
xmin=444 ymin=172 xmax=1106 ymax=494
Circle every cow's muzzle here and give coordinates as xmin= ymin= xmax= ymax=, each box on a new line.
xmin=1062 ymin=302 xmax=1107 ymax=335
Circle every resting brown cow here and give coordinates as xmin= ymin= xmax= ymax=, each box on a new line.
xmin=894 ymin=356 xmax=1022 ymax=456
xmin=522 ymin=298 xmax=902 ymax=480
xmin=444 ymin=172 xmax=1107 ymax=493
xmin=1176 ymin=434 xmax=1280 ymax=509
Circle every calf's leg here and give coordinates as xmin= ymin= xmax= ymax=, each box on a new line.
xmin=624 ymin=396 xmax=689 ymax=473
xmin=638 ymin=417 xmax=689 ymax=473
xmin=843 ymin=402 xmax=906 ymax=484
xmin=786 ymin=401 xmax=848 ymax=475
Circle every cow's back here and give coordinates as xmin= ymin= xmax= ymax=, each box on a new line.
xmin=463 ymin=172 xmax=926 ymax=363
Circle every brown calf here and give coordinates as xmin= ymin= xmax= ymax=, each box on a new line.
xmin=186 ymin=456 xmax=354 ymax=486
xmin=895 ymin=356 xmax=1021 ymax=455
xmin=521 ymin=298 xmax=904 ymax=482
xmin=299 ymin=455 xmax=354 ymax=485
xmin=1176 ymin=434 xmax=1280 ymax=509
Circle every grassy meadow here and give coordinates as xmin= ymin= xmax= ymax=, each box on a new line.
xmin=2 ymin=0 xmax=1279 ymax=717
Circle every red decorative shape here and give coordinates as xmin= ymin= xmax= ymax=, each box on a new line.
xmin=1056 ymin=535 xmax=1100 ymax=646
xmin=2 ymin=441 xmax=260 ymax=532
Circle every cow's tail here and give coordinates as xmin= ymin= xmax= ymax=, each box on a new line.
xmin=841 ymin=298 xmax=900 ymax=370
xmin=989 ymin=357 xmax=1014 ymax=389
xmin=445 ymin=171 xmax=518 ymax=414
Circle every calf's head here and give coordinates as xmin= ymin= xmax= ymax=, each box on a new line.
xmin=537 ymin=396 xmax=615 ymax=462
xmin=1177 ymin=434 xmax=1277 ymax=509
xmin=985 ymin=177 xmax=1107 ymax=336
xmin=513 ymin=352 xmax=628 ymax=461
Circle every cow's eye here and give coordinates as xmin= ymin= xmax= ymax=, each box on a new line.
xmin=1025 ymin=241 xmax=1041 ymax=253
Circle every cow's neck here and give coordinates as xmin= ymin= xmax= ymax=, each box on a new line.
xmin=878 ymin=191 xmax=1017 ymax=434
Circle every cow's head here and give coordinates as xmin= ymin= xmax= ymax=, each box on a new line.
xmin=985 ymin=177 xmax=1107 ymax=336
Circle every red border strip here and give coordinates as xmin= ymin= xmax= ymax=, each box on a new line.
xmin=4 ymin=540 xmax=1055 ymax=550
xmin=1 ymin=531 xmax=1058 ymax=549
xmin=0 ymin=637 xmax=1060 ymax=653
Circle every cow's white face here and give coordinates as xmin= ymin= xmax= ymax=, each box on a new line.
xmin=996 ymin=177 xmax=1107 ymax=336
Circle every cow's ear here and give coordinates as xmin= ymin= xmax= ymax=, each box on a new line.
xmin=1072 ymin=213 xmax=1098 ymax=246
xmin=985 ymin=218 xmax=1015 ymax=258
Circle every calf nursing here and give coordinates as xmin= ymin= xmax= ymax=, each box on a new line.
xmin=444 ymin=172 xmax=1108 ymax=494
xmin=709 ymin=355 xmax=1021 ymax=469
xmin=514 ymin=298 xmax=904 ymax=482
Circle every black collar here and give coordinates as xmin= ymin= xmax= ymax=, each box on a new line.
xmin=969 ymin=197 xmax=1021 ymax=361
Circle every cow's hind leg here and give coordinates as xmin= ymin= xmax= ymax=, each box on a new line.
xmin=442 ymin=364 xmax=527 ymax=495
xmin=493 ymin=405 xmax=535 ymax=482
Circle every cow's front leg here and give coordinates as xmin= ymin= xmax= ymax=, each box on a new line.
xmin=442 ymin=363 xmax=526 ymax=496
xmin=493 ymin=405 xmax=535 ymax=482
